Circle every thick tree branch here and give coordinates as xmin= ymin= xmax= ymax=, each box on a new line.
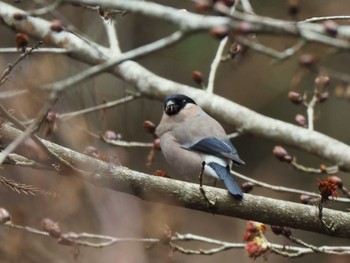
xmin=1 ymin=2 xmax=350 ymax=171
xmin=0 ymin=2 xmax=107 ymax=64
xmin=117 ymin=62 xmax=350 ymax=171
xmin=1 ymin=123 xmax=350 ymax=238
xmin=69 ymin=0 xmax=350 ymax=48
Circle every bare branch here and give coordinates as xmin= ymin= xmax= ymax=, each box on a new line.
xmin=2 ymin=2 xmax=350 ymax=171
xmin=69 ymin=0 xmax=350 ymax=47
xmin=6 ymin=219 xmax=350 ymax=256
xmin=237 ymin=37 xmax=306 ymax=61
xmin=1 ymin=123 xmax=350 ymax=238
xmin=103 ymin=20 xmax=120 ymax=54
xmin=43 ymin=30 xmax=186 ymax=94
xmin=306 ymin=94 xmax=318 ymax=131
xmin=302 ymin=16 xmax=350 ymax=23
xmin=102 ymin=137 xmax=153 ymax=148
xmin=0 ymin=48 xmax=68 ymax=54
xmin=207 ymin=37 xmax=228 ymax=94
xmin=59 ymin=95 xmax=136 ymax=121
xmin=0 ymin=41 xmax=43 ymax=86
xmin=232 ymin=170 xmax=350 ymax=203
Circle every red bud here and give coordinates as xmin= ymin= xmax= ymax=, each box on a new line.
xmin=288 ymin=91 xmax=303 ymax=104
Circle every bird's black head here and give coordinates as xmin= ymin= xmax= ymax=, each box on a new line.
xmin=164 ymin=94 xmax=197 ymax=116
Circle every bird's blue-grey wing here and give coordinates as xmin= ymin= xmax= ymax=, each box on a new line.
xmin=182 ymin=137 xmax=245 ymax=165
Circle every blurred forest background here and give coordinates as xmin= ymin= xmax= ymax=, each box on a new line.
xmin=0 ymin=0 xmax=350 ymax=262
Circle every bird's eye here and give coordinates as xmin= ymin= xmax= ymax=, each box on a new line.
xmin=182 ymin=100 xmax=187 ymax=105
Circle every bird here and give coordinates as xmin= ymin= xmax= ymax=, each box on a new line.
xmin=155 ymin=94 xmax=245 ymax=198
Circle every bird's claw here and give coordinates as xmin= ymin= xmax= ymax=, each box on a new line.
xmin=200 ymin=186 xmax=216 ymax=206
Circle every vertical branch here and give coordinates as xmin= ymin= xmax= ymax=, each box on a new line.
xmin=207 ymin=37 xmax=228 ymax=94
xmin=103 ymin=20 xmax=121 ymax=54
xmin=307 ymin=94 xmax=317 ymax=131
xmin=207 ymin=2 xmax=240 ymax=94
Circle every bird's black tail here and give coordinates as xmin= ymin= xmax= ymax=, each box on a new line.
xmin=207 ymin=163 xmax=243 ymax=198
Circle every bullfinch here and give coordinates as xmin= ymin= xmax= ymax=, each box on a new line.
xmin=155 ymin=94 xmax=245 ymax=198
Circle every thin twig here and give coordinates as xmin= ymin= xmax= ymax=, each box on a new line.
xmin=207 ymin=37 xmax=228 ymax=94
xmin=207 ymin=4 xmax=238 ymax=94
xmin=43 ymin=30 xmax=186 ymax=93
xmin=4 ymin=221 xmax=350 ymax=256
xmin=0 ymin=89 xmax=28 ymax=99
xmin=102 ymin=137 xmax=153 ymax=148
xmin=75 ymin=233 xmax=158 ymax=248
xmin=22 ymin=95 xmax=137 ymax=125
xmin=291 ymin=159 xmax=339 ymax=174
xmin=0 ymin=41 xmax=43 ymax=86
xmin=0 ymin=48 xmax=68 ymax=54
xmin=301 ymin=16 xmax=350 ymax=23
xmin=237 ymin=37 xmax=306 ymax=62
xmin=231 ymin=170 xmax=350 ymax=203
xmin=59 ymin=95 xmax=136 ymax=121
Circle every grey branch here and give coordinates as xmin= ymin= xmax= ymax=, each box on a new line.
xmin=0 ymin=48 xmax=69 ymax=54
xmin=69 ymin=0 xmax=350 ymax=48
xmin=43 ymin=30 xmax=186 ymax=93
xmin=1 ymin=2 xmax=350 ymax=170
xmin=6 ymin=221 xmax=350 ymax=255
xmin=1 ymin=123 xmax=350 ymax=238
xmin=232 ymin=170 xmax=350 ymax=203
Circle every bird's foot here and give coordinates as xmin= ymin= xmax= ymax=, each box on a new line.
xmin=198 ymin=162 xmax=216 ymax=206
xmin=200 ymin=186 xmax=216 ymax=206
xmin=198 ymin=161 xmax=206 ymax=188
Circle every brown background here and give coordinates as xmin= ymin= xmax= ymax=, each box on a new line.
xmin=0 ymin=0 xmax=350 ymax=262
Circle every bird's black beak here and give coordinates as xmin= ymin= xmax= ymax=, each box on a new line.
xmin=165 ymin=100 xmax=179 ymax=115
